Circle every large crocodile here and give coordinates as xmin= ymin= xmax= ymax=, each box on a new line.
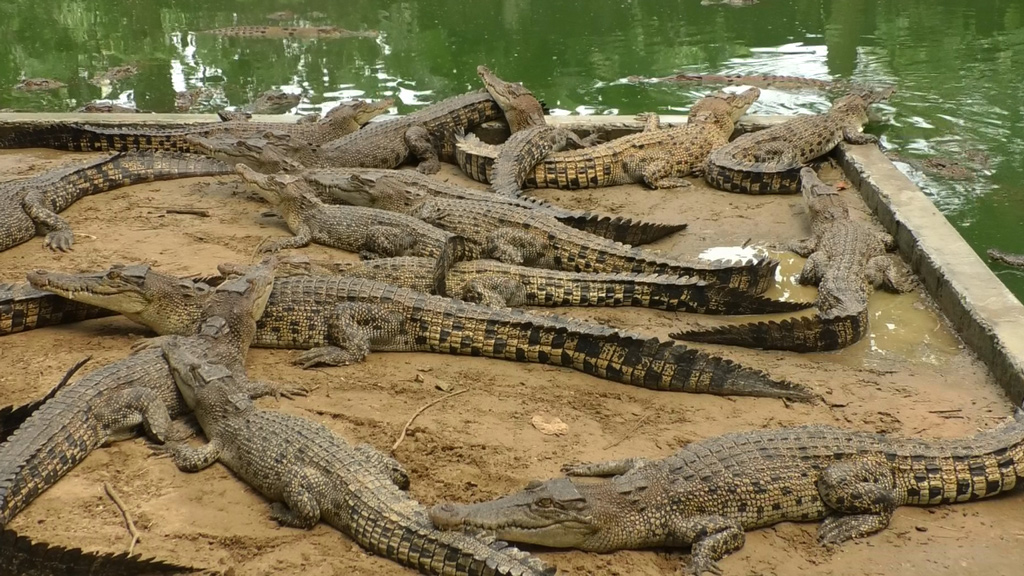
xmin=988 ymin=249 xmax=1024 ymax=268
xmin=1 ymin=281 xmax=116 ymax=335
xmin=455 ymin=88 xmax=760 ymax=190
xmin=29 ymin=263 xmax=812 ymax=399
xmin=153 ymin=341 xmax=555 ymax=576
xmin=331 ymin=256 xmax=812 ymax=314
xmin=362 ymin=185 xmax=776 ymax=294
xmin=429 ymin=411 xmax=1024 ymax=575
xmin=670 ymin=167 xmax=914 ymax=352
xmin=0 ymin=99 xmax=393 ymax=153
xmin=0 ymin=260 xmax=298 ymax=527
xmin=704 ymin=88 xmax=894 ymax=194
xmin=0 ymin=526 xmax=202 ymax=575
xmin=0 ymin=151 xmax=232 ymax=252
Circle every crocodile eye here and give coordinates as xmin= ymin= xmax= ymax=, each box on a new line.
xmin=106 ymin=270 xmax=121 ymax=280
xmin=535 ymin=498 xmax=553 ymax=509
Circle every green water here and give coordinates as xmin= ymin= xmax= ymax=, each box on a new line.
xmin=2 ymin=0 xmax=1023 ymax=296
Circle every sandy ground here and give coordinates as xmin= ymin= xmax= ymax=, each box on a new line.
xmin=2 ymin=148 xmax=1023 ymax=576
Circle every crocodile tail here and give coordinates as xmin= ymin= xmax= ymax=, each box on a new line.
xmin=668 ymin=309 xmax=869 ymax=352
xmin=0 ymin=123 xmax=181 ymax=153
xmin=454 ymin=131 xmax=495 ymax=184
xmin=112 ymin=150 xmax=234 ymax=180
xmin=555 ymin=212 xmax=688 ymax=246
xmin=0 ymin=526 xmax=200 ymax=575
xmin=432 ymin=235 xmax=480 ymax=296
xmin=688 ymin=255 xmax=779 ymax=295
xmin=685 ymin=285 xmax=816 ymax=315
xmin=0 ymin=356 xmax=89 ymax=444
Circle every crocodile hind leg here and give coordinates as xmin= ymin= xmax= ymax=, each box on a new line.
xmin=406 ymin=125 xmax=441 ymax=174
xmin=355 ymin=444 xmax=410 ymax=489
xmin=461 ymin=276 xmax=526 ymax=307
xmin=363 ymin=225 xmax=417 ymax=257
xmin=635 ymin=112 xmax=661 ymax=132
xmin=487 ymin=229 xmax=549 ymax=266
xmin=560 ymin=458 xmax=652 ymax=477
xmin=94 ymin=387 xmax=188 ymax=444
xmin=294 ymin=303 xmax=404 ymax=368
xmin=671 ymin=515 xmax=746 ymax=576
xmin=269 ymin=469 xmax=323 ymax=529
xmin=865 ymin=255 xmax=915 ymax=293
xmin=642 ymin=160 xmax=691 ymax=189
xmin=815 ymin=460 xmax=897 ymax=545
xmin=788 ymin=238 xmax=817 ymax=258
xmin=798 ymin=252 xmax=829 ymax=285
xmin=21 ymin=192 xmax=75 ymax=252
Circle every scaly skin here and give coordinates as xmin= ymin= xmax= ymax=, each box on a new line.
xmin=429 ymin=413 xmax=1024 ymax=575
xmin=477 ymin=65 xmax=546 ymax=131
xmin=236 ymin=165 xmax=475 ymax=294
xmin=28 ymin=265 xmax=812 ymax=400
xmin=455 ymin=88 xmax=760 ymax=190
xmin=242 ymin=88 xmax=300 ymax=114
xmin=197 ymin=25 xmax=379 ymax=38
xmin=156 ymin=346 xmax=555 ymax=576
xmin=0 ymin=151 xmax=232 ymax=252
xmin=704 ymin=88 xmax=895 ymax=194
xmin=671 ymin=167 xmax=914 ymax=351
xmin=0 ymin=526 xmax=201 ymax=575
xmin=301 ymin=168 xmax=688 ymax=246
xmin=1 ymin=281 xmax=116 ymax=336
xmin=988 ymin=249 xmax=1024 ymax=268
xmin=334 ymin=256 xmax=814 ymax=314
xmin=0 ymin=260 xmax=290 ymax=527
xmin=489 ymin=125 xmax=585 ymax=197
xmin=0 ymin=357 xmax=89 ymax=444
xmin=214 ymin=90 xmax=504 ymax=174
xmin=0 ymin=99 xmax=392 ymax=153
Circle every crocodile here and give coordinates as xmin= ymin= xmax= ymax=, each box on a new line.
xmin=14 ymin=78 xmax=65 ymax=91
xmin=304 ymin=169 xmax=686 ymax=246
xmin=704 ymin=88 xmax=894 ymax=194
xmin=987 ymin=249 xmax=1024 ymax=268
xmin=0 ymin=526 xmax=201 ymax=575
xmin=670 ymin=167 xmax=914 ymax=352
xmin=455 ymin=87 xmax=761 ymax=190
xmin=242 ymin=88 xmax=300 ymax=115
xmin=0 ymin=259 xmax=298 ymax=527
xmin=154 ymin=341 xmax=555 ymax=576
xmin=428 ymin=411 xmax=1024 ymax=575
xmin=206 ymin=88 xmax=506 ymax=174
xmin=89 ymin=65 xmax=139 ymax=86
xmin=0 ymin=99 xmax=393 ymax=153
xmin=74 ymin=102 xmax=145 ymax=114
xmin=0 ymin=151 xmax=232 ymax=252
xmin=197 ymin=25 xmax=379 ymax=39
xmin=237 ymin=165 xmax=476 ymax=294
xmin=29 ymin=263 xmax=812 ymax=399
xmin=330 ymin=255 xmax=814 ymax=314
xmin=1 ymin=281 xmax=116 ymax=335
xmin=379 ymin=190 xmax=776 ymax=294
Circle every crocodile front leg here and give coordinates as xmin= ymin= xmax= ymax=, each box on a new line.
xmin=461 ymin=276 xmax=526 ymax=307
xmin=815 ymin=460 xmax=897 ymax=545
xmin=260 ymin=223 xmax=313 ymax=253
xmin=295 ymin=303 xmax=405 ymax=368
xmin=95 ymin=387 xmax=188 ymax=444
xmin=672 ymin=515 xmax=746 ymax=576
xmin=406 ymin=125 xmax=441 ymax=174
xmin=162 ymin=438 xmax=224 ymax=473
xmin=865 ymin=255 xmax=915 ymax=293
xmin=842 ymin=127 xmax=878 ymax=145
xmin=560 ymin=458 xmax=651 ymax=477
xmin=487 ymin=228 xmax=549 ymax=266
xmin=363 ymin=225 xmax=417 ymax=257
xmin=788 ymin=237 xmax=818 ymax=258
xmin=22 ymin=192 xmax=75 ymax=252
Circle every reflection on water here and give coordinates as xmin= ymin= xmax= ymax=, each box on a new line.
xmin=1 ymin=0 xmax=1022 ymax=297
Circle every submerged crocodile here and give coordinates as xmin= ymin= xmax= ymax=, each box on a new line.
xmin=705 ymin=88 xmax=894 ymax=194
xmin=241 ymin=88 xmax=301 ymax=115
xmin=1 ymin=281 xmax=116 ymax=335
xmin=0 ymin=99 xmax=392 ymax=153
xmin=331 ymin=255 xmax=813 ymax=314
xmin=671 ymin=167 xmax=914 ymax=352
xmin=0 ymin=260 xmax=297 ymax=527
xmin=0 ymin=526 xmax=201 ymax=575
xmin=0 ymin=151 xmax=232 ymax=252
xmin=631 ymin=73 xmax=840 ymax=89
xmin=155 ymin=342 xmax=555 ymax=576
xmin=319 ymin=173 xmax=774 ymax=294
xmin=456 ymin=87 xmax=760 ymax=190
xmin=988 ymin=249 xmax=1024 ymax=268
xmin=429 ymin=411 xmax=1024 ymax=575
xmin=198 ymin=25 xmax=379 ymax=39
xmin=29 ymin=263 xmax=812 ymax=399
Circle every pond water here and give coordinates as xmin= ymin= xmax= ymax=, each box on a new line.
xmin=2 ymin=0 xmax=1022 ymax=297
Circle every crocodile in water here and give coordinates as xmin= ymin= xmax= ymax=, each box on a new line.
xmin=0 ymin=99 xmax=392 ymax=153
xmin=429 ymin=412 xmax=1024 ymax=575
xmin=671 ymin=167 xmax=914 ymax=352
xmin=28 ymin=263 xmax=812 ymax=399
xmin=154 ymin=342 xmax=555 ymax=576
xmin=704 ymin=88 xmax=894 ymax=194
xmin=197 ymin=25 xmax=379 ymax=38
xmin=455 ymin=87 xmax=760 ymax=190
xmin=0 ymin=151 xmax=232 ymax=252
xmin=988 ymin=249 xmax=1024 ymax=268
xmin=0 ymin=259 xmax=296 ymax=527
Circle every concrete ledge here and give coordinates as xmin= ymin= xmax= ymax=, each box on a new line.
xmin=837 ymin=143 xmax=1024 ymax=404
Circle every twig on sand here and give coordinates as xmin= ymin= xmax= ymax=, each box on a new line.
xmin=603 ymin=413 xmax=652 ymax=450
xmin=103 ymin=482 xmax=140 ymax=555
xmin=140 ymin=205 xmax=211 ymax=217
xmin=391 ymin=389 xmax=469 ymax=453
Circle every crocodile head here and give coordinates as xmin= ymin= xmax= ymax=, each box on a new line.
xmin=235 ymin=163 xmax=309 ymax=207
xmin=477 ymin=65 xmax=545 ymax=131
xmin=248 ymin=89 xmax=301 ymax=114
xmin=26 ymin=264 xmax=211 ymax=335
xmin=687 ymin=87 xmax=760 ymax=135
xmin=430 ymin=477 xmax=641 ymax=552
xmin=335 ymin=175 xmax=428 ymax=213
xmin=325 ymin=97 xmax=395 ymax=125
xmin=161 ymin=341 xmax=255 ymax=419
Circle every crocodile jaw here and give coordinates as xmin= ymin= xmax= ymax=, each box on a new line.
xmin=27 ymin=267 xmax=151 ymax=314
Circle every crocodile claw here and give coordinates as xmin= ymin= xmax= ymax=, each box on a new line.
xmin=294 ymin=346 xmax=365 ymax=368
xmin=43 ymin=230 xmax=75 ymax=252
